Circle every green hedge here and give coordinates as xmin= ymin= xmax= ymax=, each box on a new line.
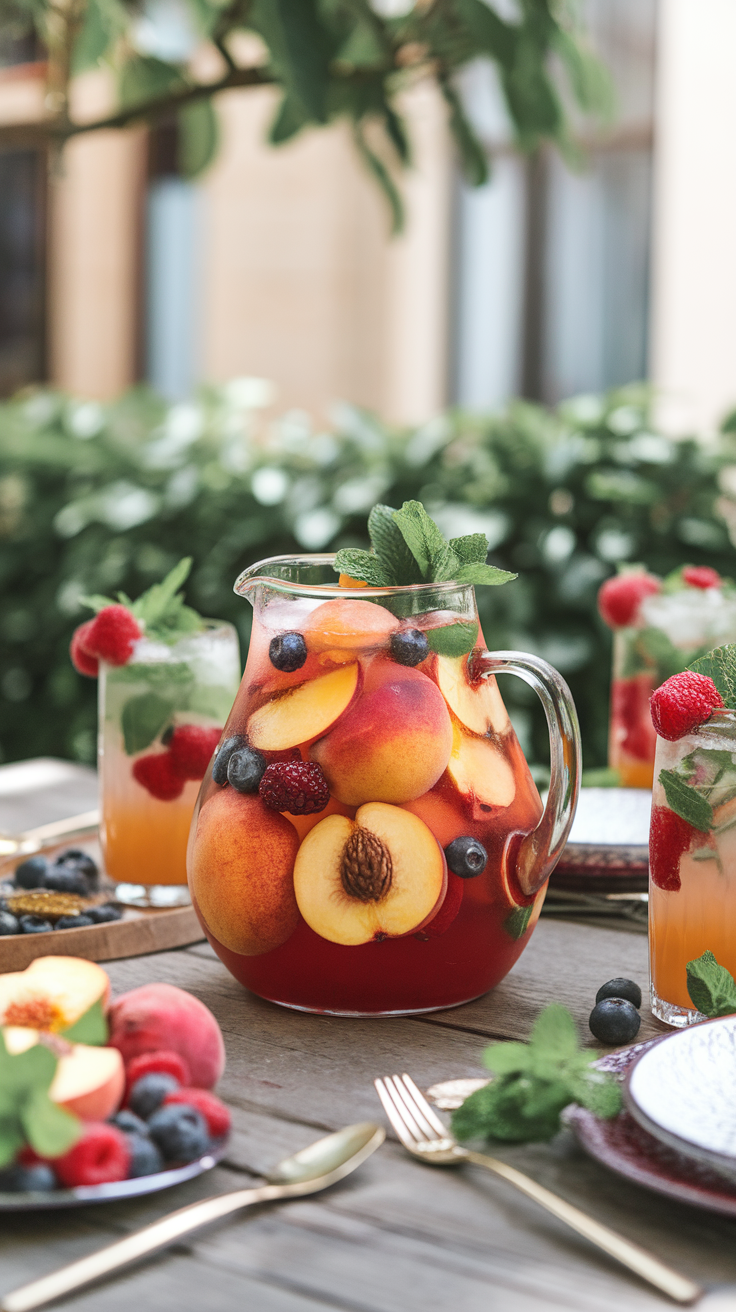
xmin=1 ymin=381 xmax=735 ymax=773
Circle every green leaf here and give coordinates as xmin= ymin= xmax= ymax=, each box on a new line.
xmin=392 ymin=501 xmax=451 ymax=580
xmin=686 ymin=950 xmax=736 ymax=1017
xmin=449 ymin=534 xmax=488 ymax=565
xmin=353 ymin=127 xmax=404 ymax=234
xmin=270 ymin=91 xmax=310 ymax=144
xmin=332 ymin=549 xmax=391 ymax=588
xmin=61 ymin=997 xmax=108 ymax=1047
xmin=690 ymin=645 xmax=736 ymax=711
xmin=482 ymin=1041 xmax=531 ymax=1076
xmin=368 ymin=504 xmax=422 ymax=585
xmin=121 ymin=692 xmax=174 ymax=755
xmin=0 ymin=1117 xmax=26 ymax=1170
xmin=21 ymin=1090 xmax=81 ymax=1160
xmin=636 ymin=627 xmax=685 ymax=683
xmin=132 ymin=557 xmax=193 ymax=628
xmin=118 ymin=55 xmax=184 ymax=112
xmin=440 ymin=78 xmax=489 ymax=187
xmin=529 ymin=1004 xmax=580 ymax=1061
xmin=178 ymin=100 xmax=219 ymax=179
xmin=425 ymin=621 xmax=479 ymax=658
xmin=658 ymin=769 xmax=714 ymax=833
xmin=455 ymin=562 xmax=517 ymax=587
xmin=504 ymin=904 xmax=534 ymax=940
xmin=80 ymin=593 xmax=117 ymax=614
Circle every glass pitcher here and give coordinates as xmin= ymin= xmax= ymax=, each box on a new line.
xmin=187 ymin=557 xmax=580 ymax=1015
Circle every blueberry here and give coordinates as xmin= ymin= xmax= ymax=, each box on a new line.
xmin=129 ymin=1073 xmax=181 ymax=1120
xmin=147 ymin=1104 xmax=210 ymax=1163
xmin=43 ymin=865 xmax=89 ymax=896
xmin=444 ymin=836 xmax=488 ymax=879
xmin=227 ymin=746 xmax=267 ymax=794
xmin=54 ymin=915 xmax=94 ymax=930
xmin=0 ymin=1163 xmax=56 ymax=1192
xmin=595 ymin=977 xmax=642 ymax=1010
xmin=14 ymin=856 xmax=48 ymax=889
xmin=19 ymin=916 xmax=53 ymax=934
xmin=126 ymin=1134 xmax=165 ymax=1178
xmin=54 ymin=849 xmax=99 ymax=890
xmin=85 ymin=903 xmax=123 ymax=924
xmin=111 ymin=1110 xmax=149 ymax=1137
xmin=390 ymin=629 xmax=429 ymax=667
xmin=0 ymin=911 xmax=19 ymax=936
xmin=589 ymin=998 xmax=641 ymax=1045
xmin=269 ymin=632 xmax=308 ymax=673
xmin=212 ymin=734 xmax=246 ymax=785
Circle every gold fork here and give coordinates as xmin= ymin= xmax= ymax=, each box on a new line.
xmin=374 ymin=1073 xmax=700 ymax=1306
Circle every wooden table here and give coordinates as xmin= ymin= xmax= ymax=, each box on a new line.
xmin=2 ymin=771 xmax=736 ymax=1310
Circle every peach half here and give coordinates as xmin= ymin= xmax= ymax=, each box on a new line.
xmin=293 ymin=802 xmax=447 ymax=945
xmin=303 ymin=598 xmax=398 ymax=653
xmin=3 ymin=1027 xmax=124 ymax=1121
xmin=310 ymin=664 xmax=453 ymax=806
xmin=247 ymin=662 xmax=359 ymax=751
xmin=189 ymin=788 xmax=300 ymax=957
xmin=435 ymin=654 xmax=510 ymax=736
xmin=0 ymin=957 xmax=110 ymax=1034
xmin=447 ymin=726 xmax=516 ymax=813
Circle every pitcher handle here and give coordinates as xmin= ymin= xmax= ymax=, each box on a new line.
xmin=470 ymin=650 xmax=581 ymax=897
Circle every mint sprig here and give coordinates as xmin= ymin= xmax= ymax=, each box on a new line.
xmin=0 ymin=1033 xmax=81 ymax=1168
xmin=82 ymin=557 xmax=202 ymax=642
xmin=686 ymin=950 xmax=736 ymax=1017
xmin=451 ymin=1005 xmax=621 ymax=1144
xmin=334 ymin=501 xmax=517 ymax=590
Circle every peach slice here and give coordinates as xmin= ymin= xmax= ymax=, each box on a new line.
xmin=247 ymin=662 xmax=359 ymax=751
xmin=447 ymin=727 xmax=516 ymax=811
xmin=0 ymin=957 xmax=110 ymax=1034
xmin=293 ymin=802 xmax=447 ymax=945
xmin=4 ymin=1027 xmax=124 ymax=1120
xmin=189 ymin=788 xmax=300 ymax=956
xmin=310 ymin=664 xmax=453 ymax=806
xmin=500 ymin=834 xmax=546 ymax=940
xmin=435 ymin=654 xmax=510 ymax=736
xmin=303 ymin=598 xmax=398 ymax=652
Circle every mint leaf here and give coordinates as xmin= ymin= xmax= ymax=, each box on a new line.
xmin=368 ymin=504 xmax=422 ymax=585
xmin=636 ymin=627 xmax=685 ymax=683
xmin=392 ymin=501 xmax=451 ymax=580
xmin=0 ymin=1032 xmax=81 ymax=1167
xmin=456 ymin=563 xmax=517 ymax=587
xmin=61 ymin=997 xmax=108 ymax=1046
xmin=482 ymin=1041 xmax=532 ymax=1076
xmin=121 ymin=692 xmax=173 ymax=755
xmin=450 ymin=534 xmax=489 ymax=565
xmin=21 ymin=1090 xmax=80 ymax=1160
xmin=690 ymin=644 xmax=736 ymax=710
xmin=659 ymin=768 xmax=714 ymax=832
xmin=425 ymin=620 xmax=478 ymax=658
xmin=529 ymin=1004 xmax=580 ymax=1060
xmin=80 ymin=593 xmax=117 ymax=614
xmin=0 ymin=1118 xmax=25 ymax=1170
xmin=686 ymin=950 xmax=736 ymax=1016
xmin=332 ymin=549 xmax=391 ymax=587
xmin=504 ymin=904 xmax=534 ymax=940
xmin=132 ymin=557 xmax=193 ymax=627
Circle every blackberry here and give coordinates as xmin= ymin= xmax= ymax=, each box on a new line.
xmin=589 ymin=998 xmax=641 ymax=1045
xmin=129 ymin=1073 xmax=181 ymax=1120
xmin=390 ymin=629 xmax=429 ymax=667
xmin=227 ymin=746 xmax=267 ymax=794
xmin=212 ymin=734 xmax=246 ymax=785
xmin=595 ymin=978 xmax=642 ymax=1010
xmin=147 ymin=1104 xmax=210 ymax=1163
xmin=19 ymin=916 xmax=53 ymax=934
xmin=14 ymin=856 xmax=48 ymax=890
xmin=269 ymin=632 xmax=308 ymax=673
xmin=444 ymin=836 xmax=488 ymax=879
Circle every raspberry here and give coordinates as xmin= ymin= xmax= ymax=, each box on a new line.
xmin=650 ymin=670 xmax=724 ymax=741
xmin=168 ymin=726 xmax=222 ymax=780
xmin=70 ymin=621 xmax=99 ymax=677
xmin=132 ymin=752 xmax=185 ymax=801
xmin=611 ymin=676 xmax=657 ymax=761
xmin=124 ymin=1050 xmax=191 ymax=1100
xmin=163 ymin=1088 xmax=231 ymax=1138
xmin=417 ymin=872 xmax=464 ymax=939
xmin=597 ymin=572 xmax=660 ymax=628
xmin=258 ymin=761 xmax=330 ymax=815
xmin=649 ymin=805 xmax=698 ymax=891
xmin=54 ymin=1123 xmax=130 ymax=1188
xmin=683 ymin=565 xmax=721 ymax=590
xmin=85 ymin=605 xmax=141 ymax=666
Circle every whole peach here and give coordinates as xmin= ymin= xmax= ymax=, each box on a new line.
xmin=108 ymin=983 xmax=225 ymax=1089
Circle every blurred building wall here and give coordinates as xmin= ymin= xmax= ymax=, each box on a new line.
xmin=651 ymin=0 xmax=736 ymax=435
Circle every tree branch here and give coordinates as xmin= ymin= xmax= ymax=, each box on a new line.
xmin=0 ymin=63 xmax=276 ymax=150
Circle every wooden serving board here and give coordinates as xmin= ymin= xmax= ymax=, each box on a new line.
xmin=0 ymin=831 xmax=204 ymax=973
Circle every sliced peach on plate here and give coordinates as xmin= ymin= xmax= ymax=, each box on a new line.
xmin=247 ymin=662 xmax=359 ymax=751
xmin=0 ymin=957 xmax=110 ymax=1034
xmin=4 ymin=1027 xmax=124 ymax=1120
xmin=303 ymin=598 xmax=398 ymax=653
xmin=447 ymin=726 xmax=516 ymax=812
xmin=293 ymin=803 xmax=447 ymax=945
xmin=435 ymin=654 xmax=510 ymax=736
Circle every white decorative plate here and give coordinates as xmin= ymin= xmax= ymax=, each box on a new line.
xmin=625 ymin=1016 xmax=736 ymax=1179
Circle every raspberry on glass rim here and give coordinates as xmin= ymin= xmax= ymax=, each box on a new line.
xmin=682 ymin=565 xmax=721 ymax=590
xmin=597 ymin=571 xmax=661 ymax=629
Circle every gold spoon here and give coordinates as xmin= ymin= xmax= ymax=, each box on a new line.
xmin=1 ymin=1122 xmax=385 ymax=1312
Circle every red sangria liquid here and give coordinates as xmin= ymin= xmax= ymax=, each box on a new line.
xmin=188 ymin=577 xmax=546 ymax=1015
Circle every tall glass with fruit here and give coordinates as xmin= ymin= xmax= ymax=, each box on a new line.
xmin=70 ymin=561 xmax=240 ymax=903
xmin=188 ymin=502 xmax=581 ymax=1015
xmin=599 ymin=566 xmax=736 ymax=788
xmin=648 ymin=652 xmax=736 ymax=1025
